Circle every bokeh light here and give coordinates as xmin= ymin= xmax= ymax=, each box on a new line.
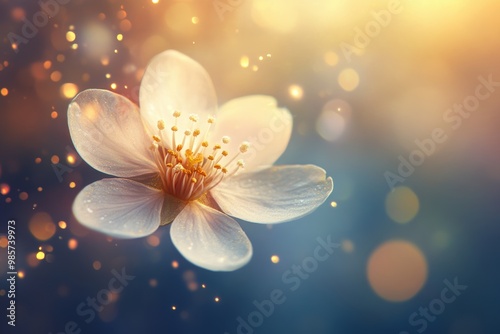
xmin=288 ymin=84 xmax=304 ymax=100
xmin=367 ymin=240 xmax=428 ymax=302
xmin=338 ymin=68 xmax=360 ymax=92
xmin=29 ymin=212 xmax=56 ymax=241
xmin=385 ymin=186 xmax=420 ymax=224
xmin=60 ymin=83 xmax=79 ymax=99
xmin=316 ymin=99 xmax=351 ymax=142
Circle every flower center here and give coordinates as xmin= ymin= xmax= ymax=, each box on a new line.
xmin=150 ymin=111 xmax=248 ymax=201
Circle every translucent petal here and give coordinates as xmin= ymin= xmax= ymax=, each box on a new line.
xmin=211 ymin=165 xmax=333 ymax=224
xmin=139 ymin=50 xmax=217 ymax=148
xmin=209 ymin=95 xmax=292 ymax=172
xmin=68 ymin=89 xmax=157 ymax=177
xmin=170 ymin=201 xmax=252 ymax=271
xmin=72 ymin=178 xmax=164 ymax=238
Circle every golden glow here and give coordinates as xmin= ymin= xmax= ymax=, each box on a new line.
xmin=58 ymin=221 xmax=67 ymax=229
xmin=101 ymin=56 xmax=110 ymax=66
xmin=36 ymin=251 xmax=45 ymax=260
xmin=251 ymin=0 xmax=298 ymax=33
xmin=116 ymin=34 xmax=123 ymax=41
xmin=214 ymin=297 xmax=220 ymax=302
xmin=385 ymin=187 xmax=420 ymax=223
xmin=67 ymin=154 xmax=76 ymax=164
xmin=0 ymin=236 xmax=8 ymax=248
xmin=51 ymin=111 xmax=58 ymax=119
xmin=240 ymin=56 xmax=250 ymax=68
xmin=191 ymin=16 xmax=199 ymax=24
xmin=288 ymin=85 xmax=304 ymax=100
xmin=330 ymin=201 xmax=337 ymax=208
xmin=1 ymin=88 xmax=8 ymax=96
xmin=271 ymin=255 xmax=280 ymax=264
xmin=110 ymin=83 xmax=117 ymax=90
xmin=69 ymin=182 xmax=76 ymax=189
xmin=50 ymin=71 xmax=62 ymax=82
xmin=324 ymin=51 xmax=339 ymax=66
xmin=60 ymin=83 xmax=79 ymax=99
xmin=367 ymin=240 xmax=427 ymax=302
xmin=66 ymin=31 xmax=76 ymax=42
xmin=338 ymin=68 xmax=359 ymax=91
xmin=68 ymin=238 xmax=78 ymax=250
xmin=171 ymin=260 xmax=179 ymax=269
xmin=18 ymin=271 xmax=25 ymax=279
xmin=0 ymin=183 xmax=10 ymax=195
xmin=29 ymin=212 xmax=56 ymax=241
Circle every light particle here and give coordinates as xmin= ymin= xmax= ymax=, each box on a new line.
xmin=66 ymin=31 xmax=76 ymax=42
xmin=240 ymin=56 xmax=249 ymax=68
xmin=288 ymin=85 xmax=304 ymax=100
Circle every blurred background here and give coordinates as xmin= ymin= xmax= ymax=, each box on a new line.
xmin=1 ymin=0 xmax=500 ymax=333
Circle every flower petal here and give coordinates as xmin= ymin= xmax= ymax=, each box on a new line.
xmin=139 ymin=50 xmax=217 ymax=148
xmin=170 ymin=201 xmax=252 ymax=271
xmin=209 ymin=95 xmax=292 ymax=172
xmin=211 ymin=165 xmax=333 ymax=224
xmin=68 ymin=89 xmax=157 ymax=177
xmin=72 ymin=178 xmax=164 ymax=238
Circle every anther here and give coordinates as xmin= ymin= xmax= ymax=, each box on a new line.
xmin=239 ymin=142 xmax=250 ymax=153
xmin=237 ymin=159 xmax=245 ymax=167
xmin=193 ymin=129 xmax=201 ymax=137
xmin=152 ymin=135 xmax=161 ymax=142
xmin=173 ymin=111 xmax=181 ymax=118
xmin=208 ymin=116 xmax=215 ymax=124
xmin=191 ymin=177 xmax=197 ymax=183
xmin=222 ymin=136 xmax=230 ymax=144
xmin=171 ymin=126 xmax=178 ymax=132
xmin=201 ymin=141 xmax=209 ymax=147
xmin=222 ymin=150 xmax=228 ymax=156
xmin=189 ymin=114 xmax=199 ymax=122
xmin=184 ymin=130 xmax=191 ymax=136
xmin=157 ymin=120 xmax=165 ymax=130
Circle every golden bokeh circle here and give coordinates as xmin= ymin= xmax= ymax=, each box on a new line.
xmin=367 ymin=240 xmax=428 ymax=302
